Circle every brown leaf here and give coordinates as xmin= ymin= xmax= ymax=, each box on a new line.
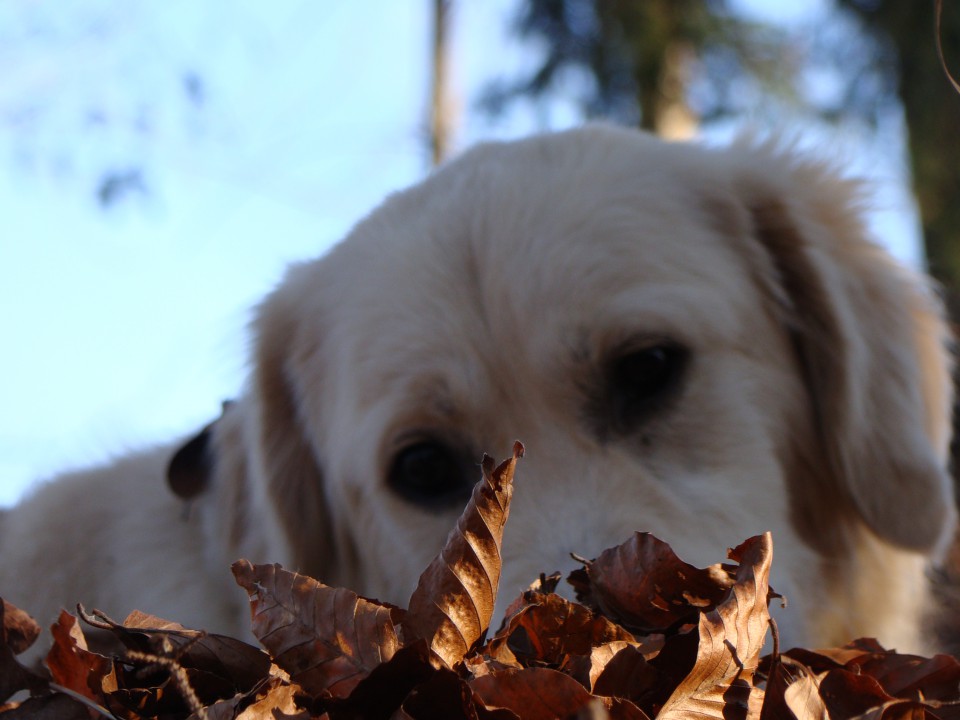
xmin=487 ymin=592 xmax=635 ymax=668
xmin=393 ymin=670 xmax=517 ymax=720
xmin=783 ymin=674 xmax=830 ymax=720
xmin=847 ymin=699 xmax=943 ymax=719
xmin=498 ymin=573 xmax=563 ymax=624
xmin=585 ymin=642 xmax=659 ymax=702
xmin=123 ymin=610 xmax=273 ymax=693
xmin=188 ymin=679 xmax=303 ymax=720
xmin=471 ymin=667 xmax=651 ymax=720
xmin=759 ymin=655 xmax=827 ymax=720
xmin=0 ymin=599 xmax=49 ymax=703
xmin=232 ymin=560 xmax=404 ymax=699
xmin=568 ymin=697 xmax=654 ymax=720
xmin=848 ymin=652 xmax=960 ymax=702
xmin=46 ymin=610 xmax=115 ymax=704
xmin=640 ymin=625 xmax=701 ymax=714
xmin=323 ymin=640 xmax=438 ymax=718
xmin=783 ymin=642 xmax=960 ymax=708
xmin=567 ymin=532 xmax=736 ymax=634
xmin=187 ymin=693 xmax=247 ymax=720
xmin=403 ymin=442 xmax=522 ymax=669
xmin=657 ymin=534 xmax=774 ymax=720
xmin=470 ymin=667 xmax=598 ymax=719
xmin=784 ymin=638 xmax=890 ymax=675
xmin=817 ymin=669 xmax=896 ymax=718
xmin=79 ymin=606 xmax=272 ymax=697
xmin=232 ymin=683 xmax=309 ymax=719
xmin=0 ymin=693 xmax=92 ymax=719
xmin=465 ymin=654 xmax=522 ymax=677
xmin=2 ymin=600 xmax=40 ymax=657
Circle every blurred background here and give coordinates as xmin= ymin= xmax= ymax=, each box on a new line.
xmin=1 ymin=0 xmax=958 ymax=506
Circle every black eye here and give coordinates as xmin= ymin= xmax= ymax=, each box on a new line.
xmin=608 ymin=344 xmax=688 ymax=432
xmin=387 ymin=441 xmax=473 ymax=508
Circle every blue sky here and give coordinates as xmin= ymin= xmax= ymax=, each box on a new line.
xmin=0 ymin=0 xmax=923 ymax=506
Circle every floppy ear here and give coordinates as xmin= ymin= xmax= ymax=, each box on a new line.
xmin=245 ymin=265 xmax=336 ymax=577
xmin=167 ymin=401 xmax=236 ymax=501
xmin=733 ymin=151 xmax=955 ymax=555
xmin=167 ymin=419 xmax=216 ymax=500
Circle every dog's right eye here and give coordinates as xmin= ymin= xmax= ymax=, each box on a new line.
xmin=387 ymin=441 xmax=473 ymax=508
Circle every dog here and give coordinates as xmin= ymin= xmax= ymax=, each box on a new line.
xmin=1 ymin=125 xmax=955 ymax=657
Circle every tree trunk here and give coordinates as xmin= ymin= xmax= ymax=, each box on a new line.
xmin=430 ymin=0 xmax=453 ymax=166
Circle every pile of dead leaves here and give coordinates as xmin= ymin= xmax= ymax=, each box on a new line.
xmin=4 ymin=442 xmax=960 ymax=719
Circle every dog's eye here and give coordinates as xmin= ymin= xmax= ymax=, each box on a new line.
xmin=608 ymin=344 xmax=688 ymax=430
xmin=387 ymin=441 xmax=473 ymax=508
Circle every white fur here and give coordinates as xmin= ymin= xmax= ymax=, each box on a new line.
xmin=2 ymin=126 xmax=954 ymax=658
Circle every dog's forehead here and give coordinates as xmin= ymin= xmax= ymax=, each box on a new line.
xmin=315 ymin=128 xmax=758 ymax=353
xmin=288 ymin=129 xmax=798 ymax=476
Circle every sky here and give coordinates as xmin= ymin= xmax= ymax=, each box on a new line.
xmin=0 ymin=0 xmax=924 ymax=506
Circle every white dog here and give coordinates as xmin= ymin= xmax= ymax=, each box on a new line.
xmin=1 ymin=125 xmax=954 ymax=656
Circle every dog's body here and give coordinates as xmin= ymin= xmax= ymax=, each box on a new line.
xmin=2 ymin=125 xmax=955 ymax=655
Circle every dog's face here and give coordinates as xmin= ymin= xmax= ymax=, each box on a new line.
xmin=230 ymin=126 xmax=954 ymax=649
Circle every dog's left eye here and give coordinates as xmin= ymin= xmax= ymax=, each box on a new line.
xmin=387 ymin=441 xmax=473 ymax=509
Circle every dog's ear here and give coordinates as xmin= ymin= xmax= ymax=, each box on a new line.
xmin=732 ymin=152 xmax=955 ymax=554
xmin=167 ymin=401 xmax=235 ymax=500
xmin=167 ymin=422 xmax=215 ymax=500
xmin=247 ymin=267 xmax=335 ymax=576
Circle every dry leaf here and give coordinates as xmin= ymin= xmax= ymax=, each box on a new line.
xmin=470 ymin=667 xmax=599 ymax=719
xmin=403 ymin=442 xmax=522 ymax=669
xmin=844 ymin=651 xmax=960 ymax=702
xmin=0 ymin=599 xmax=48 ymax=703
xmin=122 ymin=610 xmax=272 ymax=693
xmin=234 ymin=683 xmax=309 ymax=719
xmin=1 ymin=600 xmax=39 ymax=657
xmin=393 ymin=669 xmax=518 ymax=719
xmin=9 ymin=444 xmax=960 ymax=720
xmin=587 ymin=642 xmax=660 ymax=702
xmin=472 ymin=667 xmax=651 ymax=720
xmin=321 ymin=640 xmax=438 ymax=719
xmin=568 ymin=532 xmax=736 ymax=633
xmin=775 ymin=641 xmax=960 ymax=716
xmin=759 ymin=654 xmax=828 ymax=720
xmin=0 ymin=693 xmax=91 ymax=719
xmin=487 ymin=591 xmax=635 ymax=669
xmin=846 ymin=699 xmax=942 ymax=719
xmin=817 ymin=670 xmax=896 ymax=718
xmin=232 ymin=560 xmax=404 ymax=699
xmin=783 ymin=675 xmax=830 ymax=720
xmin=657 ymin=534 xmax=774 ymax=720
xmin=46 ymin=610 xmax=115 ymax=703
xmin=784 ymin=639 xmax=890 ymax=675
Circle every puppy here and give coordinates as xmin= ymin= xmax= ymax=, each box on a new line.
xmin=1 ymin=125 xmax=954 ymax=656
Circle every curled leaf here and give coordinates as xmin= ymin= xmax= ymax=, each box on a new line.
xmin=232 ymin=560 xmax=404 ymax=698
xmin=2 ymin=599 xmax=40 ymax=656
xmin=470 ymin=667 xmax=600 ymax=719
xmin=0 ymin=599 xmax=48 ymax=703
xmin=471 ymin=667 xmax=650 ymax=720
xmin=658 ymin=534 xmax=774 ymax=720
xmin=782 ymin=673 xmax=828 ymax=720
xmin=403 ymin=442 xmax=522 ymax=669
xmin=581 ymin=642 xmax=660 ymax=702
xmin=487 ymin=591 xmax=635 ymax=668
xmin=393 ymin=669 xmax=515 ymax=720
xmin=323 ymin=640 xmax=438 ymax=719
xmin=759 ymin=655 xmax=826 ymax=720
xmin=817 ymin=669 xmax=895 ymax=718
xmin=568 ymin=532 xmax=736 ymax=633
xmin=46 ymin=611 xmax=115 ymax=704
